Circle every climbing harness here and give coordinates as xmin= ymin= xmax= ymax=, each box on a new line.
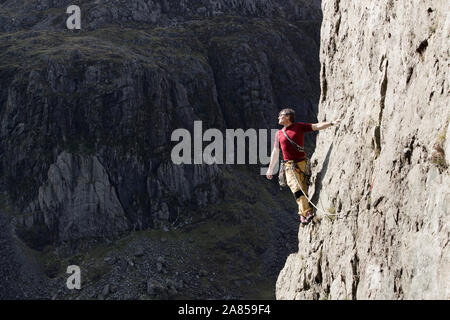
xmin=278 ymin=160 xmax=287 ymax=187
xmin=278 ymin=128 xmax=304 ymax=188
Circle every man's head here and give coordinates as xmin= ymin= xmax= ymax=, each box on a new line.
xmin=278 ymin=108 xmax=295 ymax=126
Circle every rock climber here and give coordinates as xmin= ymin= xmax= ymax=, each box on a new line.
xmin=266 ymin=108 xmax=341 ymax=225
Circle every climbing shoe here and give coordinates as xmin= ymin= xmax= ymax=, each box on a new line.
xmin=305 ymin=210 xmax=315 ymax=223
xmin=299 ymin=214 xmax=309 ymax=225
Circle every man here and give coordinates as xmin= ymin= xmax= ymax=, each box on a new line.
xmin=266 ymin=108 xmax=341 ymax=225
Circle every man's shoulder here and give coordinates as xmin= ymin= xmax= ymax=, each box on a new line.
xmin=295 ymin=122 xmax=313 ymax=127
xmin=293 ymin=122 xmax=313 ymax=132
xmin=295 ymin=121 xmax=311 ymax=125
xmin=293 ymin=122 xmax=307 ymax=128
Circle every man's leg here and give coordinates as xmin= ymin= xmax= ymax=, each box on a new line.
xmin=294 ymin=161 xmax=312 ymax=217
xmin=285 ymin=161 xmax=312 ymax=218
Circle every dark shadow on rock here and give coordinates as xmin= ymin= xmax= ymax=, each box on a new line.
xmin=0 ymin=207 xmax=50 ymax=299
xmin=311 ymin=142 xmax=333 ymax=205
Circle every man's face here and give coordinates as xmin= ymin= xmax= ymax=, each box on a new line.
xmin=278 ymin=112 xmax=289 ymax=125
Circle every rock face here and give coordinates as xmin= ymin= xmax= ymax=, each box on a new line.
xmin=33 ymin=151 xmax=129 ymax=243
xmin=276 ymin=0 xmax=449 ymax=299
xmin=0 ymin=195 xmax=50 ymax=299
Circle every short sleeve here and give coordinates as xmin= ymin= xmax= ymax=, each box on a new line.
xmin=298 ymin=122 xmax=313 ymax=132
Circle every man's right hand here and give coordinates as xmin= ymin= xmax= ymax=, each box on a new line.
xmin=266 ymin=170 xmax=273 ymax=179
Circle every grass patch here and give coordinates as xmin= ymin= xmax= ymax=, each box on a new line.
xmin=15 ymin=223 xmax=53 ymax=251
xmin=86 ymin=263 xmax=111 ymax=283
xmin=431 ymin=120 xmax=448 ymax=169
xmin=326 ymin=206 xmax=337 ymax=221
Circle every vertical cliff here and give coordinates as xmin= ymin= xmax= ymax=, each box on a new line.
xmin=277 ymin=0 xmax=449 ymax=299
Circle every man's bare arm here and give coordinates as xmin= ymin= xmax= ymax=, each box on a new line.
xmin=266 ymin=145 xmax=279 ymax=179
xmin=312 ymin=119 xmax=341 ymax=131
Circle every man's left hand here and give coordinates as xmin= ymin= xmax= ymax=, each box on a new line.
xmin=332 ymin=119 xmax=342 ymax=126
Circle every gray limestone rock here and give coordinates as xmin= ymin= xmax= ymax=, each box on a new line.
xmin=276 ymin=0 xmax=449 ymax=300
xmin=36 ymin=151 xmax=130 ymax=242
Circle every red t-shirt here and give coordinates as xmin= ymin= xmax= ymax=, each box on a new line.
xmin=274 ymin=122 xmax=313 ymax=160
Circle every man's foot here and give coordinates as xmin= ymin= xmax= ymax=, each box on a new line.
xmin=305 ymin=210 xmax=315 ymax=223
xmin=299 ymin=214 xmax=309 ymax=225
xmin=299 ymin=210 xmax=315 ymax=225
